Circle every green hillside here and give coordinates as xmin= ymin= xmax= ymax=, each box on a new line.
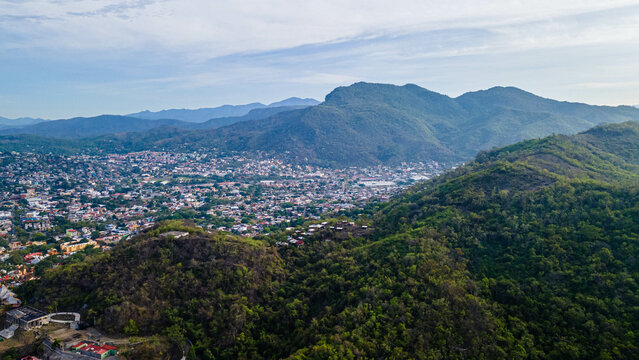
xmin=204 ymin=83 xmax=639 ymax=166
xmin=0 ymin=115 xmax=192 ymax=138
xmin=15 ymin=122 xmax=639 ymax=359
xmin=3 ymin=83 xmax=638 ymax=166
xmin=374 ymin=122 xmax=639 ymax=358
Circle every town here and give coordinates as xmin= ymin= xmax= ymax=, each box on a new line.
xmin=0 ymin=151 xmax=444 ymax=293
xmin=0 ymin=150 xmax=444 ymax=358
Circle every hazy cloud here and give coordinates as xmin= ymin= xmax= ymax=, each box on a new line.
xmin=67 ymin=0 xmax=164 ymax=18
xmin=2 ymin=0 xmax=638 ymax=54
xmin=1 ymin=0 xmax=639 ymax=117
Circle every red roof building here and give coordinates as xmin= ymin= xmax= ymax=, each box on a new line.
xmin=71 ymin=341 xmax=117 ymax=359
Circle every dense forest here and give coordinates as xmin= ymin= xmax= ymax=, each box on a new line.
xmin=15 ymin=122 xmax=639 ymax=359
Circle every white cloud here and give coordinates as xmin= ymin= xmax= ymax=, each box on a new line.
xmin=1 ymin=0 xmax=639 ymax=57
xmin=2 ymin=0 xmax=639 ymax=117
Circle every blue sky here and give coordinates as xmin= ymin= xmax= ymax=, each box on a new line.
xmin=1 ymin=0 xmax=639 ymax=118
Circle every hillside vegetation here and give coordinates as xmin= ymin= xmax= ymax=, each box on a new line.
xmin=16 ymin=122 xmax=639 ymax=359
xmin=203 ymin=83 xmax=639 ymax=165
xmin=2 ymin=83 xmax=638 ymax=166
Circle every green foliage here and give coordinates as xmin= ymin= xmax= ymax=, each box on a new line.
xmin=14 ymin=123 xmax=639 ymax=358
xmin=17 ymin=221 xmax=285 ymax=358
xmin=373 ymin=122 xmax=639 ymax=358
xmin=1 ymin=347 xmax=21 ymax=360
xmin=124 ymin=319 xmax=140 ymax=336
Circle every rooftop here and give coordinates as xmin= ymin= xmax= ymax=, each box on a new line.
xmin=160 ymin=231 xmax=189 ymax=239
xmin=72 ymin=341 xmax=117 ymax=355
xmin=6 ymin=306 xmax=48 ymax=322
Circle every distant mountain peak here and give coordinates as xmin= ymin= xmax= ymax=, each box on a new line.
xmin=0 ymin=116 xmax=49 ymax=128
xmin=268 ymin=97 xmax=319 ymax=107
xmin=324 ymin=82 xmax=451 ymax=106
xmin=461 ymin=86 xmax=536 ymax=97
xmin=127 ymin=99 xmax=318 ymax=123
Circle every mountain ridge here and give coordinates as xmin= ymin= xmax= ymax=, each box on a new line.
xmin=201 ymin=82 xmax=639 ymax=165
xmin=127 ymin=97 xmax=319 ymax=123
xmin=0 ymin=116 xmax=48 ymax=128
xmin=2 ymin=83 xmax=639 ymax=167
xmin=0 ymin=105 xmax=314 ymax=139
xmin=0 ymin=115 xmax=192 ymax=138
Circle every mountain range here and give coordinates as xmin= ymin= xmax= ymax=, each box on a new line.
xmin=202 ymin=83 xmax=639 ymax=165
xmin=0 ymin=97 xmax=319 ymax=135
xmin=17 ymin=121 xmax=639 ymax=359
xmin=0 ymin=105 xmax=312 ymax=139
xmin=186 ymin=105 xmax=315 ymax=130
xmin=126 ymin=97 xmax=320 ymax=122
xmin=0 ymin=115 xmax=191 ymax=138
xmin=1 ymin=83 xmax=638 ymax=167
xmin=0 ymin=116 xmax=48 ymax=129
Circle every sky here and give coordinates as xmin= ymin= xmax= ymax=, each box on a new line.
xmin=1 ymin=0 xmax=639 ymax=119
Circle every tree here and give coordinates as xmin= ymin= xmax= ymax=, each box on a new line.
xmin=124 ymin=319 xmax=139 ymax=336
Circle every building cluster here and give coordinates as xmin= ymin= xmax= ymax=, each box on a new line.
xmin=275 ymin=219 xmax=372 ymax=247
xmin=71 ymin=341 xmax=118 ymax=359
xmin=1 ymin=305 xmax=114 ymax=359
xmin=0 ymin=151 xmax=443 ymax=287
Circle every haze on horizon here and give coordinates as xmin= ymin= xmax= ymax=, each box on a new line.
xmin=2 ymin=0 xmax=639 ymax=119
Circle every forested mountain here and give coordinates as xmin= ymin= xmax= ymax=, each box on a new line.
xmin=0 ymin=106 xmax=306 ymax=140
xmin=16 ymin=122 xmax=639 ymax=359
xmin=201 ymin=83 xmax=639 ymax=165
xmin=208 ymin=86 xmax=460 ymax=166
xmin=127 ymin=97 xmax=319 ymax=123
xmin=449 ymin=86 xmax=639 ymax=158
xmin=1 ymin=83 xmax=638 ymax=166
xmin=0 ymin=115 xmax=191 ymax=138
xmin=0 ymin=101 xmax=317 ymax=139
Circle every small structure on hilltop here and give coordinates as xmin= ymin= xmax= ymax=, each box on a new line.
xmin=48 ymin=311 xmax=82 ymax=329
xmin=160 ymin=231 xmax=189 ymax=239
xmin=71 ymin=341 xmax=118 ymax=359
xmin=5 ymin=306 xmax=49 ymax=330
